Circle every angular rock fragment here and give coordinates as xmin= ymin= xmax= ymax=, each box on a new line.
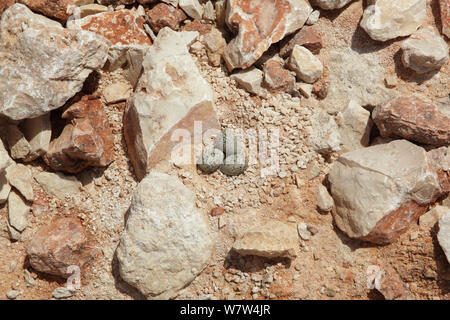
xmin=68 ymin=9 xmax=151 ymax=70
xmin=102 ymin=82 xmax=132 ymax=104
xmin=263 ymin=58 xmax=296 ymax=92
xmin=329 ymin=140 xmax=444 ymax=244
xmin=1 ymin=125 xmax=31 ymax=160
xmin=43 ymin=96 xmax=114 ymax=173
xmin=419 ymin=205 xmax=449 ymax=228
xmin=231 ymin=68 xmax=268 ymax=98
xmin=0 ymin=139 xmax=12 ymax=172
xmin=22 ymin=113 xmax=52 ymax=162
xmin=288 ymin=45 xmax=323 ymax=83
xmin=280 ymin=25 xmax=323 ymax=57
xmin=19 ymin=0 xmax=74 ymax=21
xmin=372 ymin=96 xmax=450 ymax=147
xmin=373 ymin=267 xmax=410 ymax=300
xmin=0 ymin=172 xmax=11 ymax=204
xmin=116 ymin=172 xmax=214 ymax=299
xmin=336 ymin=100 xmax=373 ymax=152
xmin=0 ymin=4 xmax=109 ymax=121
xmin=146 ymin=2 xmax=187 ymax=33
xmin=232 ymin=220 xmax=297 ymax=259
xmin=78 ymin=4 xmax=108 ymax=18
xmin=27 ymin=217 xmax=95 ymax=278
xmin=34 ymin=172 xmax=82 ymax=200
xmin=308 ymin=111 xmax=342 ymax=154
xmin=124 ymin=28 xmax=219 ymax=180
xmin=203 ymin=27 xmax=227 ymax=67
xmin=438 ymin=211 xmax=450 ymax=264
xmin=401 ymin=26 xmax=449 ymax=74
xmin=179 ymin=0 xmax=203 ymax=20
xmin=317 ymin=184 xmax=334 ymax=212
xmin=8 ymin=190 xmax=30 ymax=233
xmin=5 ymin=164 xmax=34 ymax=202
xmin=223 ymin=0 xmax=312 ymax=71
xmin=360 ymin=0 xmax=426 ymax=42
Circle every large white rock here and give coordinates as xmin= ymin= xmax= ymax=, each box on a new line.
xmin=288 ymin=45 xmax=323 ymax=83
xmin=116 ymin=172 xmax=214 ymax=299
xmin=0 ymin=4 xmax=110 ymax=121
xmin=321 ymin=48 xmax=394 ymax=113
xmin=360 ymin=0 xmax=427 ymax=42
xmin=311 ymin=0 xmax=355 ymax=10
xmin=124 ymin=28 xmax=219 ymax=180
xmin=401 ymin=26 xmax=449 ymax=74
xmin=329 ymin=140 xmax=443 ymax=244
xmin=438 ymin=211 xmax=450 ymax=264
xmin=336 ymin=100 xmax=373 ymax=152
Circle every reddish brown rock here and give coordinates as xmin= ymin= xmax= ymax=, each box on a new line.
xmin=280 ymin=25 xmax=323 ymax=58
xmin=68 ymin=9 xmax=151 ymax=70
xmin=440 ymin=0 xmax=449 ymax=38
xmin=27 ymin=217 xmax=96 ymax=278
xmin=263 ymin=58 xmax=296 ymax=92
xmin=181 ymin=20 xmax=213 ymax=35
xmin=43 ymin=96 xmax=114 ymax=173
xmin=223 ymin=0 xmax=312 ymax=71
xmin=146 ymin=3 xmax=186 ymax=33
xmin=375 ymin=267 xmax=410 ymax=300
xmin=372 ymin=96 xmax=450 ymax=147
xmin=19 ymin=0 xmax=74 ymax=20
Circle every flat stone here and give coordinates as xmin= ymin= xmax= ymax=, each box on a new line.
xmin=296 ymin=83 xmax=313 ymax=98
xmin=230 ymin=68 xmax=268 ymax=98
xmin=223 ymin=0 xmax=312 ymax=71
xmin=52 ymin=287 xmax=75 ymax=299
xmin=146 ymin=2 xmax=187 ymax=33
xmin=43 ymin=96 xmax=114 ymax=173
xmin=27 ymin=217 xmax=95 ymax=278
xmin=102 ymin=82 xmax=132 ymax=104
xmin=440 ymin=0 xmax=449 ymax=38
xmin=336 ymin=100 xmax=373 ymax=152
xmin=8 ymin=190 xmax=30 ymax=232
xmin=0 ymin=4 xmax=109 ymax=121
xmin=263 ymin=57 xmax=296 ymax=92
xmin=317 ymin=184 xmax=334 ymax=212
xmin=233 ymin=220 xmax=297 ymax=259
xmin=438 ymin=211 xmax=450 ymax=263
xmin=329 ymin=140 xmax=443 ymax=244
xmin=79 ymin=4 xmax=108 ymax=18
xmin=306 ymin=10 xmax=320 ymax=25
xmin=372 ymin=96 xmax=450 ymax=147
xmin=34 ymin=172 xmax=82 ymax=200
xmin=401 ymin=26 xmax=449 ymax=74
xmin=297 ymin=222 xmax=311 ymax=240
xmin=280 ymin=25 xmax=323 ymax=57
xmin=310 ymin=0 xmax=355 ymax=9
xmin=179 ymin=0 xmax=203 ymax=20
xmin=68 ymin=9 xmax=151 ymax=71
xmin=374 ymin=266 xmax=410 ymax=300
xmin=419 ymin=205 xmax=449 ymax=228
xmin=288 ymin=45 xmax=323 ymax=83
xmin=22 ymin=113 xmax=52 ymax=162
xmin=124 ymin=28 xmax=219 ymax=180
xmin=116 ymin=172 xmax=214 ymax=299
xmin=5 ymin=164 xmax=34 ymax=202
xmin=360 ymin=0 xmax=426 ymax=42
xmin=0 ymin=139 xmax=12 ymax=172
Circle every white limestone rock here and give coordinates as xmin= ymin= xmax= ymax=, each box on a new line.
xmin=360 ymin=0 xmax=427 ymax=42
xmin=116 ymin=172 xmax=214 ymax=299
xmin=438 ymin=211 xmax=450 ymax=264
xmin=0 ymin=4 xmax=109 ymax=121
xmin=288 ymin=45 xmax=323 ymax=83
xmin=401 ymin=26 xmax=449 ymax=74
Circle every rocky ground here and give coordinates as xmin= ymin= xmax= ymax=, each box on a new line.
xmin=0 ymin=0 xmax=449 ymax=300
